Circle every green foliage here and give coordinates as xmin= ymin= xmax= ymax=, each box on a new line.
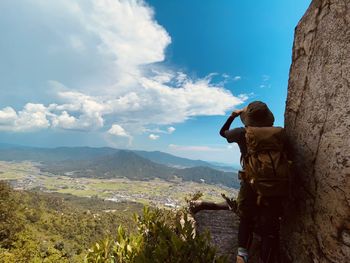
xmin=0 ymin=182 xmax=228 ymax=262
xmin=184 ymin=191 xmax=203 ymax=204
xmin=0 ymin=181 xmax=24 ymax=248
xmin=86 ymin=207 xmax=227 ymax=263
xmin=0 ymin=183 xmax=143 ymax=262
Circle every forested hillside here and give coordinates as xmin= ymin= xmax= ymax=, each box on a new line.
xmin=41 ymin=151 xmax=239 ymax=188
xmin=0 ymin=182 xmax=228 ymax=263
xmin=0 ymin=181 xmax=143 ymax=262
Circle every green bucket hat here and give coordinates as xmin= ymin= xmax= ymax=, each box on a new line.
xmin=240 ymin=101 xmax=274 ymax=127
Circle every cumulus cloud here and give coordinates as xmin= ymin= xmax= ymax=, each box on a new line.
xmin=233 ymin=76 xmax=242 ymax=81
xmin=107 ymin=124 xmax=132 ymax=146
xmin=167 ymin=127 xmax=175 ymax=134
xmin=148 ymin=134 xmax=159 ymax=140
xmin=0 ymin=0 xmax=247 ymax=137
xmin=51 ymin=111 xmax=77 ymax=130
xmin=108 ymin=124 xmax=130 ymax=138
xmin=0 ymin=104 xmax=49 ymax=132
xmin=137 ymin=74 xmax=245 ymax=125
xmin=87 ymin=0 xmax=171 ymax=67
xmin=0 ymin=107 xmax=17 ymax=126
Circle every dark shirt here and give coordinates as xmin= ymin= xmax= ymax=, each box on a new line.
xmin=224 ymin=127 xmax=247 ymax=158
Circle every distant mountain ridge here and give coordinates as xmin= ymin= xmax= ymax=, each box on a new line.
xmin=134 ymin=150 xmax=211 ymax=168
xmin=40 ymin=150 xmax=239 ymax=187
xmin=0 ymin=145 xmax=118 ymax=162
xmin=0 ymin=144 xmax=236 ymax=170
xmin=0 ymin=144 xmax=239 ymax=188
xmin=133 ymin=150 xmax=236 ymax=172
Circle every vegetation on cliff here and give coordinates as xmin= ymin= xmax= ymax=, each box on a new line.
xmin=0 ymin=182 xmax=226 ymax=262
xmin=86 ymin=207 xmax=227 ymax=263
xmin=0 ymin=181 xmax=143 ymax=262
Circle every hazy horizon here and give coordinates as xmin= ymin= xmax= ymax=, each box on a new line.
xmin=0 ymin=141 xmax=239 ymax=167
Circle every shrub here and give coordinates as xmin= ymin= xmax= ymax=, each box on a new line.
xmin=85 ymin=207 xmax=227 ymax=263
xmin=0 ymin=181 xmax=24 ymax=248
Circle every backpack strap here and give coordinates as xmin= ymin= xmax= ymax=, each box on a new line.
xmin=267 ymin=150 xmax=277 ymax=177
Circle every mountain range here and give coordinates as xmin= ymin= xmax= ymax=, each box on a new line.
xmin=0 ymin=144 xmax=239 ymax=188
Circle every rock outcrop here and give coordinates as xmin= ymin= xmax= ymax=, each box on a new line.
xmin=283 ymin=0 xmax=350 ymax=262
xmin=194 ymin=210 xmax=259 ymax=262
xmin=194 ymin=210 xmax=238 ymax=261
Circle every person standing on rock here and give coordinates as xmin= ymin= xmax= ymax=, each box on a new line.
xmin=220 ymin=101 xmax=290 ymax=263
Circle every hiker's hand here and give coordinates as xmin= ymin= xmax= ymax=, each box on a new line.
xmin=231 ymin=109 xmax=243 ymax=116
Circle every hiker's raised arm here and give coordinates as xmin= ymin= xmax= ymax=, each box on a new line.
xmin=219 ymin=109 xmax=243 ymax=138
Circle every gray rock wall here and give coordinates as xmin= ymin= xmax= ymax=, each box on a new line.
xmin=194 ymin=210 xmax=260 ymax=262
xmin=194 ymin=210 xmax=238 ymax=261
xmin=283 ymin=0 xmax=350 ymax=262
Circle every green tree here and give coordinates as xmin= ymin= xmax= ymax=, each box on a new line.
xmin=85 ymin=207 xmax=227 ymax=263
xmin=0 ymin=181 xmax=23 ymax=248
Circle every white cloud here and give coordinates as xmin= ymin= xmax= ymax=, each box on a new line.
xmin=4 ymin=69 xmax=244 ymax=134
xmin=15 ymin=103 xmax=50 ymax=131
xmin=51 ymin=111 xmax=77 ymax=129
xmin=107 ymin=124 xmax=132 ymax=146
xmin=233 ymin=76 xmax=241 ymax=81
xmin=149 ymin=134 xmax=159 ymax=140
xmin=0 ymin=104 xmax=49 ymax=132
xmin=145 ymin=126 xmax=176 ymax=134
xmin=0 ymin=107 xmax=17 ymax=126
xmin=137 ymin=74 xmax=245 ymax=125
xmin=0 ymin=0 xmax=247 ymax=136
xmin=108 ymin=124 xmax=130 ymax=138
xmin=175 ymin=72 xmax=187 ymax=86
xmin=167 ymin=126 xmax=175 ymax=134
xmin=86 ymin=0 xmax=171 ymax=67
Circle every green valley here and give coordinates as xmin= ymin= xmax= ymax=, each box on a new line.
xmin=0 ymin=161 xmax=237 ymax=208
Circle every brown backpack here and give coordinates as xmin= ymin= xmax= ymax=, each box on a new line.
xmin=244 ymin=126 xmax=291 ymax=197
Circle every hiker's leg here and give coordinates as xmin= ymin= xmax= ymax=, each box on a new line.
xmin=259 ymin=216 xmax=280 ymax=263
xmin=259 ymin=198 xmax=283 ymax=263
xmin=236 ymin=181 xmax=258 ymax=261
xmin=238 ymin=216 xmax=254 ymax=249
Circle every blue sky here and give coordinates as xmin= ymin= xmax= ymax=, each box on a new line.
xmin=0 ymin=0 xmax=310 ymax=164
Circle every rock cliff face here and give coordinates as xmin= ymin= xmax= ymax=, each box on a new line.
xmin=283 ymin=0 xmax=350 ymax=262
xmin=194 ymin=210 xmax=238 ymax=261
xmin=194 ymin=210 xmax=260 ymax=262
